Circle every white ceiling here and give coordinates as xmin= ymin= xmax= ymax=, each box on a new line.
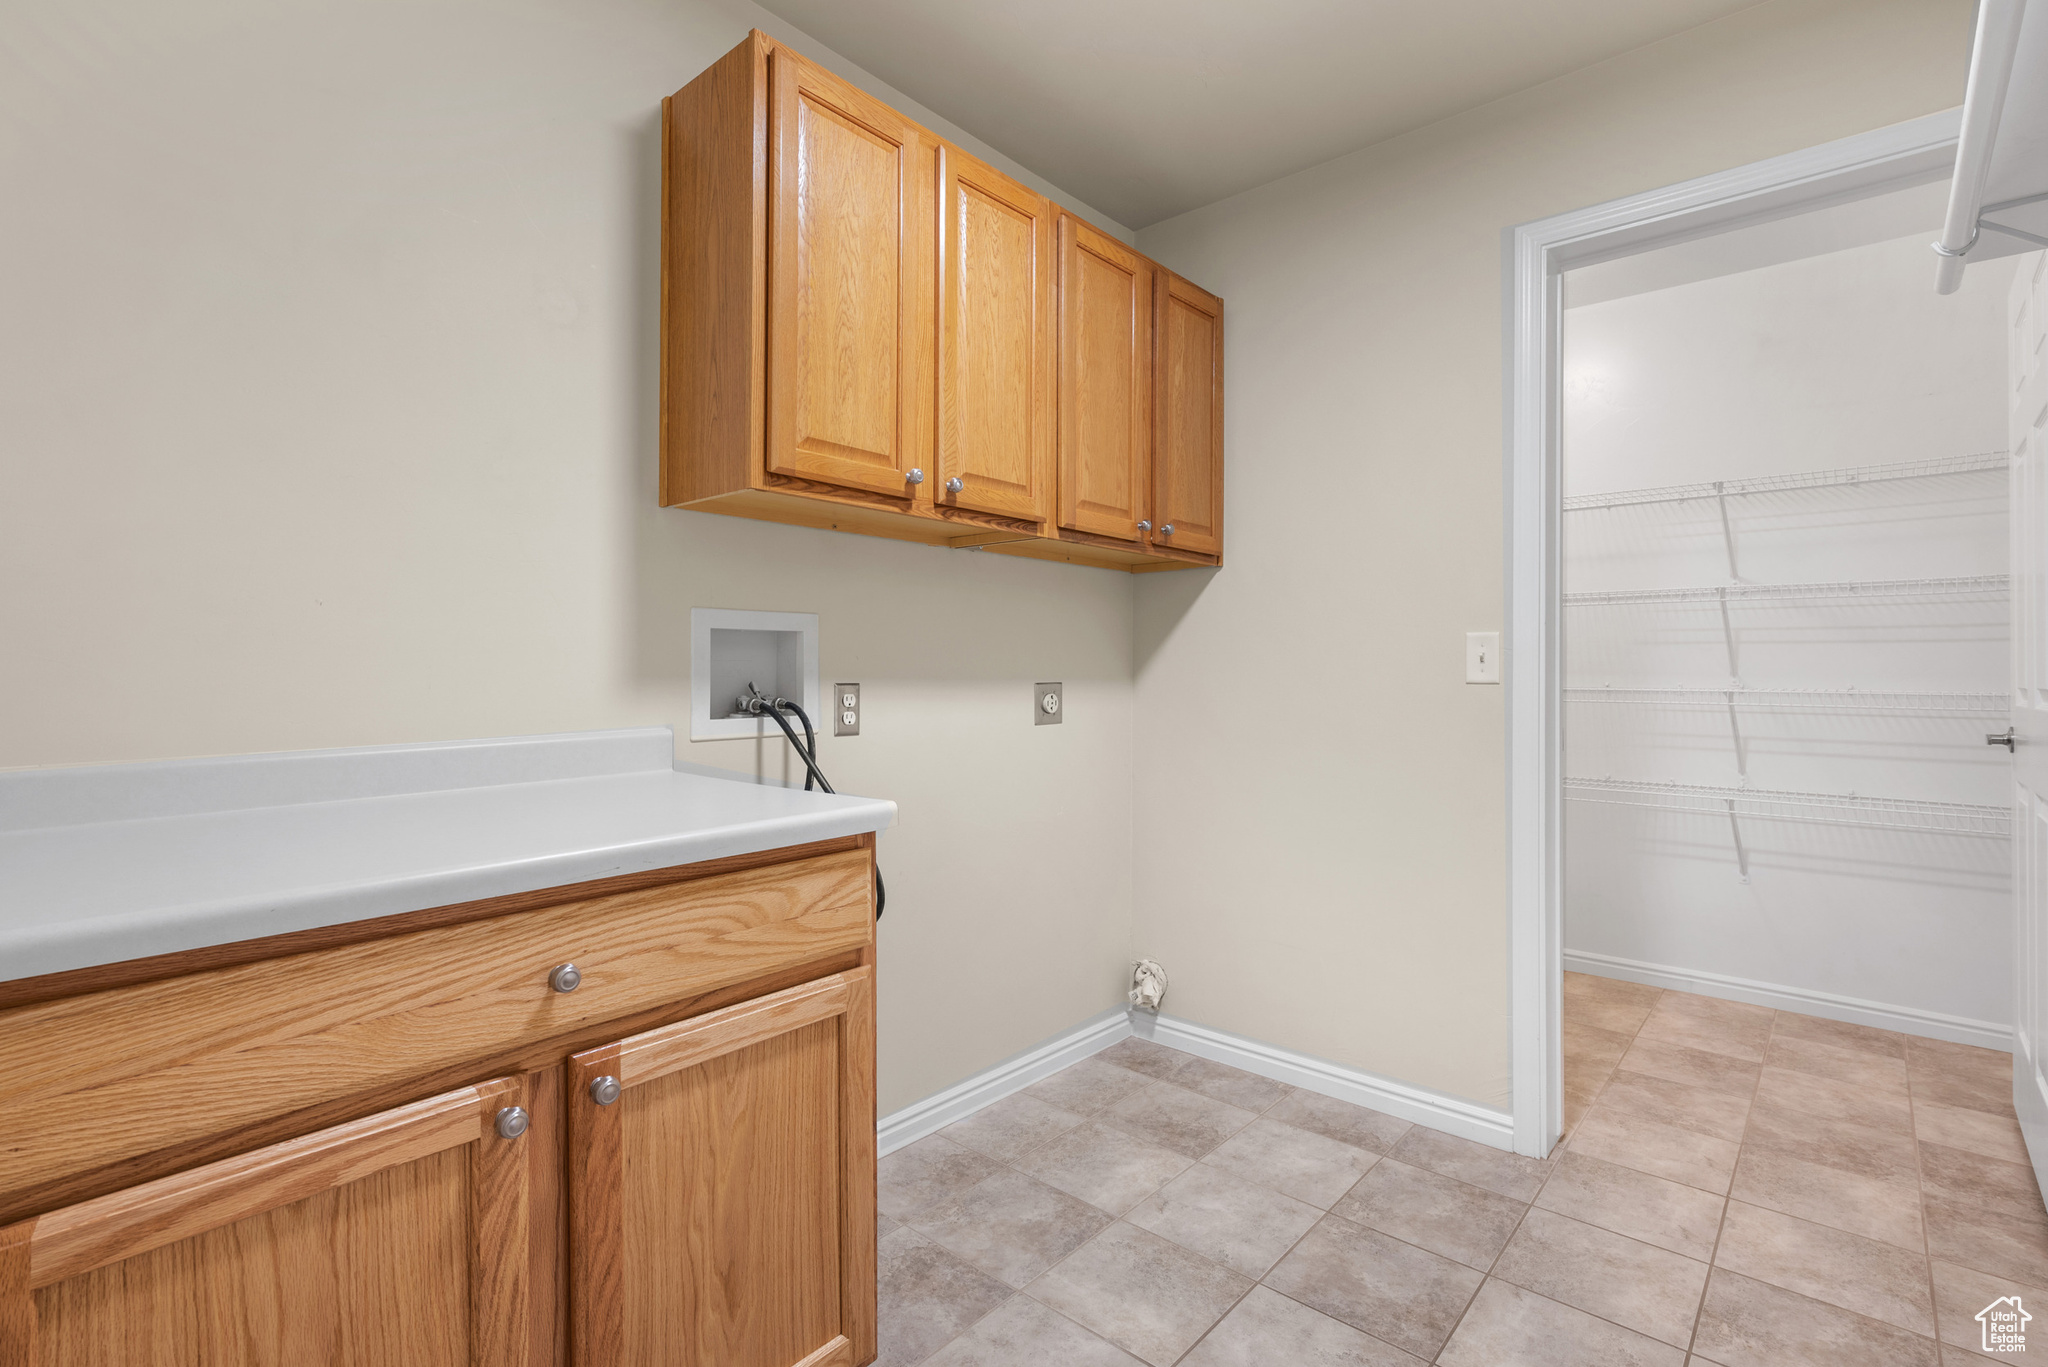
xmin=757 ymin=0 xmax=1770 ymax=228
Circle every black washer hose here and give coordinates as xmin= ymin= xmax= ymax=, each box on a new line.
xmin=761 ymin=699 xmax=885 ymax=920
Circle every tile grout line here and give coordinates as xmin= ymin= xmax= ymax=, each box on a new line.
xmin=923 ymin=1046 xmax=1332 ymax=1367
xmin=1435 ymin=981 xmax=1720 ymax=1363
xmin=894 ymin=1070 xmax=1173 ymax=1367
xmin=1905 ymin=1039 xmax=1946 ymax=1359
xmin=1679 ymin=1005 xmax=1771 ymax=1361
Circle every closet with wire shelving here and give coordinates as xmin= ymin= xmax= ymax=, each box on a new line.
xmin=1560 ymin=227 xmax=2016 ymax=1044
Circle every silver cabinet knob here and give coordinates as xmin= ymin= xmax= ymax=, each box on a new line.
xmin=906 ymin=468 xmax=925 ymax=484
xmin=590 ymin=1075 xmax=622 ymax=1106
xmin=549 ymin=963 xmax=582 ymax=993
xmin=495 ymin=1105 xmax=530 ymax=1139
xmin=1136 ymin=520 xmax=1151 ymax=531
xmin=1160 ymin=524 xmax=1174 ymax=535
xmin=946 ymin=476 xmax=964 ymax=493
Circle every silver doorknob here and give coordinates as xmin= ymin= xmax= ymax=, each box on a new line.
xmin=906 ymin=468 xmax=925 ymax=484
xmin=495 ymin=1106 xmax=530 ymax=1139
xmin=946 ymin=477 xmax=964 ymax=493
xmin=1989 ymin=728 xmax=2016 ymax=751
xmin=590 ymin=1075 xmax=622 ymax=1106
xmin=1137 ymin=520 xmax=1151 ymax=531
xmin=1160 ymin=524 xmax=1174 ymax=535
xmin=549 ymin=963 xmax=582 ymax=993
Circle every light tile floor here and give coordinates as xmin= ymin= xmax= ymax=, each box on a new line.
xmin=875 ymin=973 xmax=2044 ymax=1366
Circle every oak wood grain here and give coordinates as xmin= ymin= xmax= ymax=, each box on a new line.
xmin=0 ymin=849 xmax=872 ymax=1212
xmin=1058 ymin=215 xmax=1151 ymax=541
xmin=937 ymin=145 xmax=1055 ymax=526
xmin=840 ymin=968 xmax=878 ymax=1365
xmin=615 ymin=973 xmax=851 ymax=1086
xmin=660 ymin=30 xmax=768 ymax=506
xmin=568 ymin=1042 xmax=625 ymax=1367
xmin=569 ymin=968 xmax=875 ymax=1367
xmin=13 ymin=1076 xmax=540 ymax=1366
xmin=1154 ymin=270 xmax=1225 ymax=558
xmin=0 ymin=1220 xmax=30 ymax=1367
xmin=767 ymin=48 xmax=925 ymax=500
xmin=34 ymin=1147 xmax=473 ymax=1364
xmin=471 ymin=1076 xmax=532 ymax=1367
xmin=794 ymin=1336 xmax=854 ymax=1367
xmin=25 ymin=1085 xmax=484 ymax=1289
xmin=524 ymin=1067 xmax=567 ymax=1367
xmin=0 ymin=944 xmax=867 ymax=1228
xmin=624 ymin=1018 xmax=839 ymax=1366
xmin=0 ymin=834 xmax=868 ymax=1014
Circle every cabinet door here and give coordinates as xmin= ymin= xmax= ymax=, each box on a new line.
xmin=1057 ymin=216 xmax=1152 ymax=541
xmin=0 ymin=1074 xmax=548 ymax=1366
xmin=568 ymin=968 xmax=875 ymax=1367
xmin=937 ymin=146 xmax=1055 ymax=524
xmin=766 ymin=48 xmax=928 ymax=500
xmin=1154 ymin=272 xmax=1224 ymax=557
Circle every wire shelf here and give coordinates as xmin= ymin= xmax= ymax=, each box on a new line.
xmin=1563 ymin=777 xmax=2010 ymax=837
xmin=1563 ymin=451 xmax=2009 ymax=512
xmin=1563 ymin=687 xmax=2012 ymax=715
xmin=1564 ymin=575 xmax=2009 ymax=606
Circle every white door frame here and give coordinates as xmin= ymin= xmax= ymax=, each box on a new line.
xmin=1503 ymin=109 xmax=1963 ymax=1157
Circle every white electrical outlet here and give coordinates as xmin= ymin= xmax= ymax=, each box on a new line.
xmin=1466 ymin=631 xmax=1501 ymax=684
xmin=834 ymin=682 xmax=860 ymax=736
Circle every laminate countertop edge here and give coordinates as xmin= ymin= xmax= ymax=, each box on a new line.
xmin=0 ymin=728 xmax=895 ymax=985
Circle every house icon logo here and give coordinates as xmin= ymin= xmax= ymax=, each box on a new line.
xmin=1980 ymin=1295 xmax=2031 ymax=1354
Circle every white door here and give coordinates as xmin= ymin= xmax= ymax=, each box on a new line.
xmin=2011 ymin=247 xmax=2048 ymax=1194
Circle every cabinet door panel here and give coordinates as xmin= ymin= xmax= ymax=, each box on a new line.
xmin=1 ymin=1075 xmax=545 ymax=1367
xmin=938 ymin=148 xmax=1053 ymax=523
xmin=1154 ymin=273 xmax=1224 ymax=556
xmin=767 ymin=50 xmax=923 ymax=499
xmin=569 ymin=969 xmax=875 ymax=1367
xmin=1058 ymin=216 xmax=1151 ymax=540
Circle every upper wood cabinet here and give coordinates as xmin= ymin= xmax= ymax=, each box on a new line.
xmin=766 ymin=48 xmax=931 ymax=501
xmin=937 ymin=147 xmax=1055 ymax=525
xmin=1154 ymin=272 xmax=1225 ymax=558
xmin=1057 ymin=214 xmax=1152 ymax=543
xmin=661 ymin=29 xmax=1222 ymax=572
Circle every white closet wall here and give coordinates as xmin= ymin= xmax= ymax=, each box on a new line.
xmin=1563 ymin=233 xmax=2017 ymax=1044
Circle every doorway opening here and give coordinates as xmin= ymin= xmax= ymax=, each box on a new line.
xmin=1558 ymin=179 xmax=2017 ymax=1119
xmin=1506 ymin=110 xmax=1997 ymax=1158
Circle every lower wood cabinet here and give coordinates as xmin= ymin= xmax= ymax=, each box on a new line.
xmin=3 ymin=1075 xmax=550 ymax=1365
xmin=0 ymin=839 xmax=879 ymax=1367
xmin=569 ymin=970 xmax=875 ymax=1367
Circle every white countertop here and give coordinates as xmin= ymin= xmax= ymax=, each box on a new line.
xmin=0 ymin=727 xmax=895 ymax=984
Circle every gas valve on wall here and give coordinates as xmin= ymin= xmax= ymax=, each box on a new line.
xmin=1129 ymin=959 xmax=1168 ymax=1013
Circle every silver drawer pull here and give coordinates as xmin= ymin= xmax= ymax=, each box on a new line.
xmin=495 ymin=1106 xmax=530 ymax=1139
xmin=549 ymin=963 xmax=582 ymax=993
xmin=591 ymin=1075 xmax=622 ymax=1106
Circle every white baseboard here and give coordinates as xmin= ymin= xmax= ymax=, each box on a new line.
xmin=876 ymin=1008 xmax=1133 ymax=1156
xmin=1564 ymin=950 xmax=2014 ymax=1053
xmin=1136 ymin=1011 xmax=1516 ymax=1152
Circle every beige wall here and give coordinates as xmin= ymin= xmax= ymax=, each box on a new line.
xmin=1 ymin=0 xmax=1983 ymax=1122
xmin=0 ymin=0 xmax=1136 ymax=1115
xmin=1130 ymin=0 xmax=1975 ymax=1109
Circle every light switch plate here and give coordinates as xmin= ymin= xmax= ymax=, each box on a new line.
xmin=833 ymin=682 xmax=860 ymax=736
xmin=1035 ymin=682 xmax=1063 ymax=725
xmin=1466 ymin=632 xmax=1501 ymax=684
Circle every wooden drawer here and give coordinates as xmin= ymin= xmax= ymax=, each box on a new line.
xmin=0 ymin=846 xmax=872 ymax=1212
